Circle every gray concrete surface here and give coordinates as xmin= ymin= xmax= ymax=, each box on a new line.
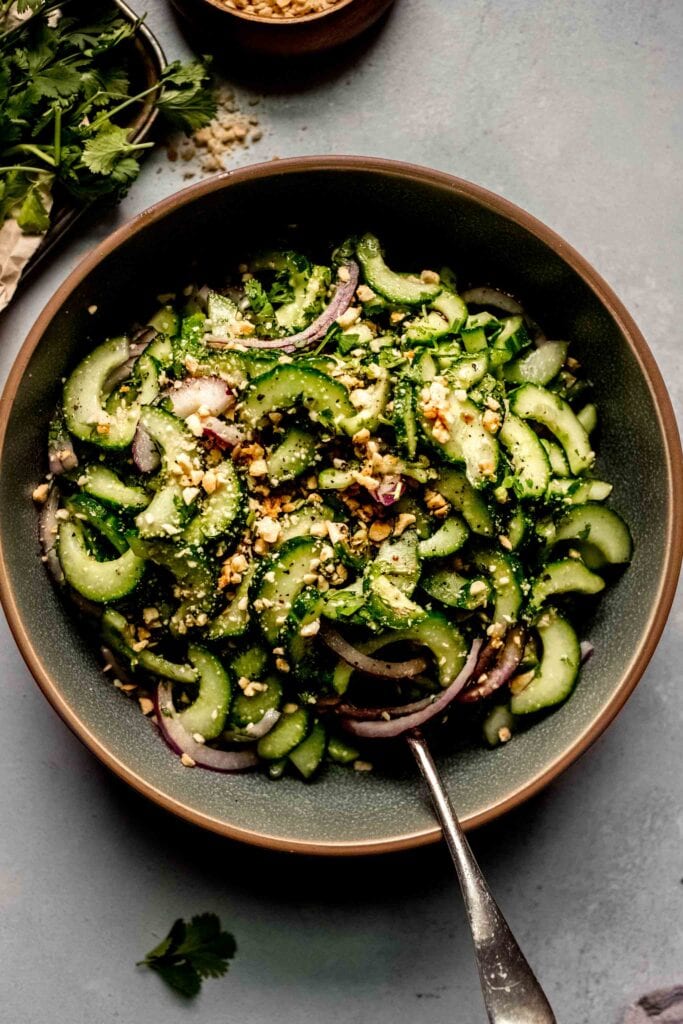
xmin=1 ymin=1 xmax=682 ymax=1021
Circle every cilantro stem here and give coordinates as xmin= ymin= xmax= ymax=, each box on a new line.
xmin=53 ymin=107 xmax=62 ymax=168
xmin=5 ymin=144 xmax=55 ymax=167
xmin=0 ymin=165 xmax=52 ymax=174
xmin=89 ymin=82 xmax=161 ymax=133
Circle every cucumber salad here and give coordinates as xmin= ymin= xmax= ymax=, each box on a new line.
xmin=35 ymin=234 xmax=633 ymax=780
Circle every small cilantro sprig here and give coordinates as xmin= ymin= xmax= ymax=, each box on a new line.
xmin=138 ymin=913 xmax=237 ymax=997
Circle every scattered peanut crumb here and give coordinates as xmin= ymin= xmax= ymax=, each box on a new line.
xmin=180 ymin=753 xmax=196 ymax=767
xmin=32 ymin=483 xmax=49 ymax=503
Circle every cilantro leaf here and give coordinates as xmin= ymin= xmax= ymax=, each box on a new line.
xmin=156 ymin=59 xmax=216 ymax=132
xmin=80 ymin=124 xmax=150 ymax=177
xmin=138 ymin=913 xmax=237 ymax=998
xmin=16 ymin=183 xmax=51 ymax=233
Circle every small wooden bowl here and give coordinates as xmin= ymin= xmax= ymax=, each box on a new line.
xmin=169 ymin=0 xmax=396 ymax=57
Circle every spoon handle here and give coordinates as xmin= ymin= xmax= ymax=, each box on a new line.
xmin=407 ymin=733 xmax=556 ymax=1024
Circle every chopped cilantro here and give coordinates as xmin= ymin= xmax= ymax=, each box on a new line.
xmin=138 ymin=913 xmax=237 ymax=997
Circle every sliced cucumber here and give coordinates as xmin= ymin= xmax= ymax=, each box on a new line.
xmin=231 ymin=644 xmax=268 ymax=683
xmin=366 ymin=575 xmax=427 ymax=629
xmin=547 ymin=478 xmax=613 ymax=504
xmin=127 ymin=535 xmax=216 ymax=627
xmin=230 ymin=675 xmax=283 ymax=728
xmin=134 ymin=353 xmax=160 ymax=406
xmin=63 ymin=336 xmax=140 ymax=449
xmin=257 ymin=707 xmax=310 ymax=760
xmin=550 ymin=503 xmax=633 ymax=564
xmin=470 ymin=547 xmax=523 ymax=625
xmin=254 ymin=536 xmax=321 ymax=644
xmin=503 ymin=341 xmax=568 ymax=386
xmin=541 ymin=439 xmax=571 ymax=477
xmin=148 ymin=305 xmax=180 ymax=341
xmin=418 ymin=382 xmax=499 ymax=489
xmin=276 ymin=504 xmax=335 ymax=547
xmin=499 ymin=411 xmax=550 ymax=500
xmin=418 ymin=515 xmax=469 ymax=558
xmin=511 ymin=610 xmax=580 ymax=714
xmin=446 ymin=352 xmax=490 ymax=390
xmin=182 ymin=459 xmax=243 ymax=546
xmin=101 ymin=609 xmax=198 ymax=684
xmin=356 ymin=234 xmax=442 ymax=305
xmin=58 ymin=520 xmax=144 ymax=602
xmin=483 ymin=704 xmax=516 ymax=747
xmin=341 ymin=367 xmax=389 ymax=436
xmin=490 ymin=316 xmax=530 ymax=367
xmin=577 ymin=403 xmax=598 ymax=434
xmin=267 ymin=426 xmax=317 ymax=484
xmin=240 ymin=365 xmax=354 ymax=432
xmin=332 ymin=611 xmax=468 ymax=693
xmin=177 ymin=645 xmax=231 ymax=739
xmin=434 ymin=468 xmax=495 ymax=536
xmin=530 ymin=558 xmax=605 ymax=610
xmin=206 ymin=563 xmax=255 ymax=640
xmin=327 ymin=734 xmax=360 ymax=765
xmin=288 ymin=720 xmax=327 ymax=779
xmin=65 ymin=493 xmax=129 ymax=554
xmin=421 ymin=568 xmax=491 ymax=610
xmin=511 ymin=383 xmax=594 ymax=476
xmin=276 ymin=265 xmax=329 ymax=333
xmin=393 ymin=378 xmax=418 ymax=459
xmin=372 ymin=529 xmax=422 ymax=595
xmin=207 ymin=291 xmax=242 ymax=338
xmin=80 ymin=465 xmax=149 ymax=511
xmin=134 ymin=407 xmax=200 ymax=539
xmin=460 ymin=326 xmax=488 ymax=354
xmin=282 ymin=589 xmax=325 ymax=681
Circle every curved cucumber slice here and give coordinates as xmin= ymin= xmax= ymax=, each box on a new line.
xmin=547 ymin=478 xmax=612 ymax=504
xmin=231 ymin=644 xmax=268 ymax=683
xmin=257 ymin=707 xmax=310 ymax=760
xmin=240 ymin=364 xmax=354 ymax=432
xmin=541 ymin=439 xmax=570 ymax=477
xmin=511 ymin=383 xmax=594 ymax=475
xmin=267 ymin=426 xmax=317 ymax=484
xmin=470 ymin=547 xmax=523 ymax=625
xmin=356 ymin=234 xmax=442 ymax=305
xmin=372 ymin=530 xmax=421 ymax=596
xmin=327 ymin=734 xmax=360 ymax=765
xmin=177 ymin=645 xmax=231 ymax=740
xmin=576 ymin=403 xmax=598 ymax=434
xmin=341 ymin=367 xmax=389 ymax=437
xmin=332 ymin=611 xmax=468 ymax=693
xmin=127 ymin=535 xmax=216 ymax=627
xmin=511 ymin=610 xmax=580 ymax=714
xmin=254 ymin=536 xmax=321 ymax=644
xmin=490 ymin=316 xmax=530 ymax=367
xmin=418 ymin=515 xmax=469 ymax=558
xmin=80 ymin=465 xmax=149 ymax=511
xmin=58 ymin=520 xmax=144 ymax=602
xmin=435 ymin=468 xmax=494 ymax=536
xmin=65 ymin=493 xmax=129 ymax=554
xmin=63 ymin=336 xmax=140 ymax=449
xmin=550 ymin=503 xmax=633 ymax=564
xmin=421 ymin=568 xmax=491 ymax=610
xmin=101 ymin=610 xmax=197 ymax=684
xmin=230 ymin=675 xmax=283 ymax=728
xmin=418 ymin=382 xmax=499 ymax=489
xmin=276 ymin=265 xmax=329 ymax=332
xmin=134 ymin=353 xmax=160 ymax=406
xmin=182 ymin=459 xmax=243 ymax=546
xmin=366 ymin=575 xmax=427 ymax=629
xmin=135 ymin=407 xmax=200 ymax=539
xmin=276 ymin=504 xmax=335 ymax=547
xmin=148 ymin=305 xmax=180 ymax=342
xmin=503 ymin=341 xmax=568 ymax=385
xmin=393 ymin=379 xmax=418 ymax=459
xmin=206 ymin=563 xmax=255 ymax=639
xmin=507 ymin=505 xmax=528 ymax=550
xmin=530 ymin=558 xmax=605 ymax=609
xmin=288 ymin=720 xmax=327 ymax=779
xmin=483 ymin=703 xmax=516 ymax=747
xmin=499 ymin=412 xmax=550 ymax=499
xmin=447 ymin=352 xmax=490 ymax=390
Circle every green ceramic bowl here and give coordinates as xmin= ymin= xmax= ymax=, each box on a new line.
xmin=1 ymin=157 xmax=680 ymax=855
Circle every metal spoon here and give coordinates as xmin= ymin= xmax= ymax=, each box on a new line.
xmin=406 ymin=731 xmax=556 ymax=1024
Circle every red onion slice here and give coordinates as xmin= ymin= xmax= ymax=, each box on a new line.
xmin=337 ymin=694 xmax=435 ymax=721
xmin=340 ymin=639 xmax=482 ymax=739
xmin=39 ymin=482 xmax=63 ymax=583
xmin=319 ymin=622 xmax=427 ymax=679
xmin=375 ymin=475 xmax=404 ymax=506
xmin=132 ymin=424 xmax=160 ymax=473
xmin=48 ymin=437 xmax=78 ymax=476
xmin=155 ymin=682 xmax=258 ymax=772
xmin=580 ymin=640 xmax=594 ymax=664
xmin=457 ymin=626 xmax=526 ymax=703
xmin=462 ymin=286 xmax=546 ymax=346
xmin=245 ymin=708 xmax=281 ymax=739
xmin=165 ymin=376 xmax=234 ymax=418
xmin=207 ymin=261 xmax=359 ymax=353
xmin=202 ymin=416 xmax=244 ymax=449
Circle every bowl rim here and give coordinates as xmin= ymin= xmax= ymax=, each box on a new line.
xmin=197 ymin=0 xmax=356 ymax=26
xmin=1 ymin=155 xmax=681 ymax=856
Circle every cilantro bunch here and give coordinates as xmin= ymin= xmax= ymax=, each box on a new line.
xmin=0 ymin=0 xmax=216 ymax=236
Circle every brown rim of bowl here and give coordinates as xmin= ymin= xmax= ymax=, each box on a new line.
xmin=199 ymin=0 xmax=355 ymax=24
xmin=1 ymin=156 xmax=681 ymax=856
